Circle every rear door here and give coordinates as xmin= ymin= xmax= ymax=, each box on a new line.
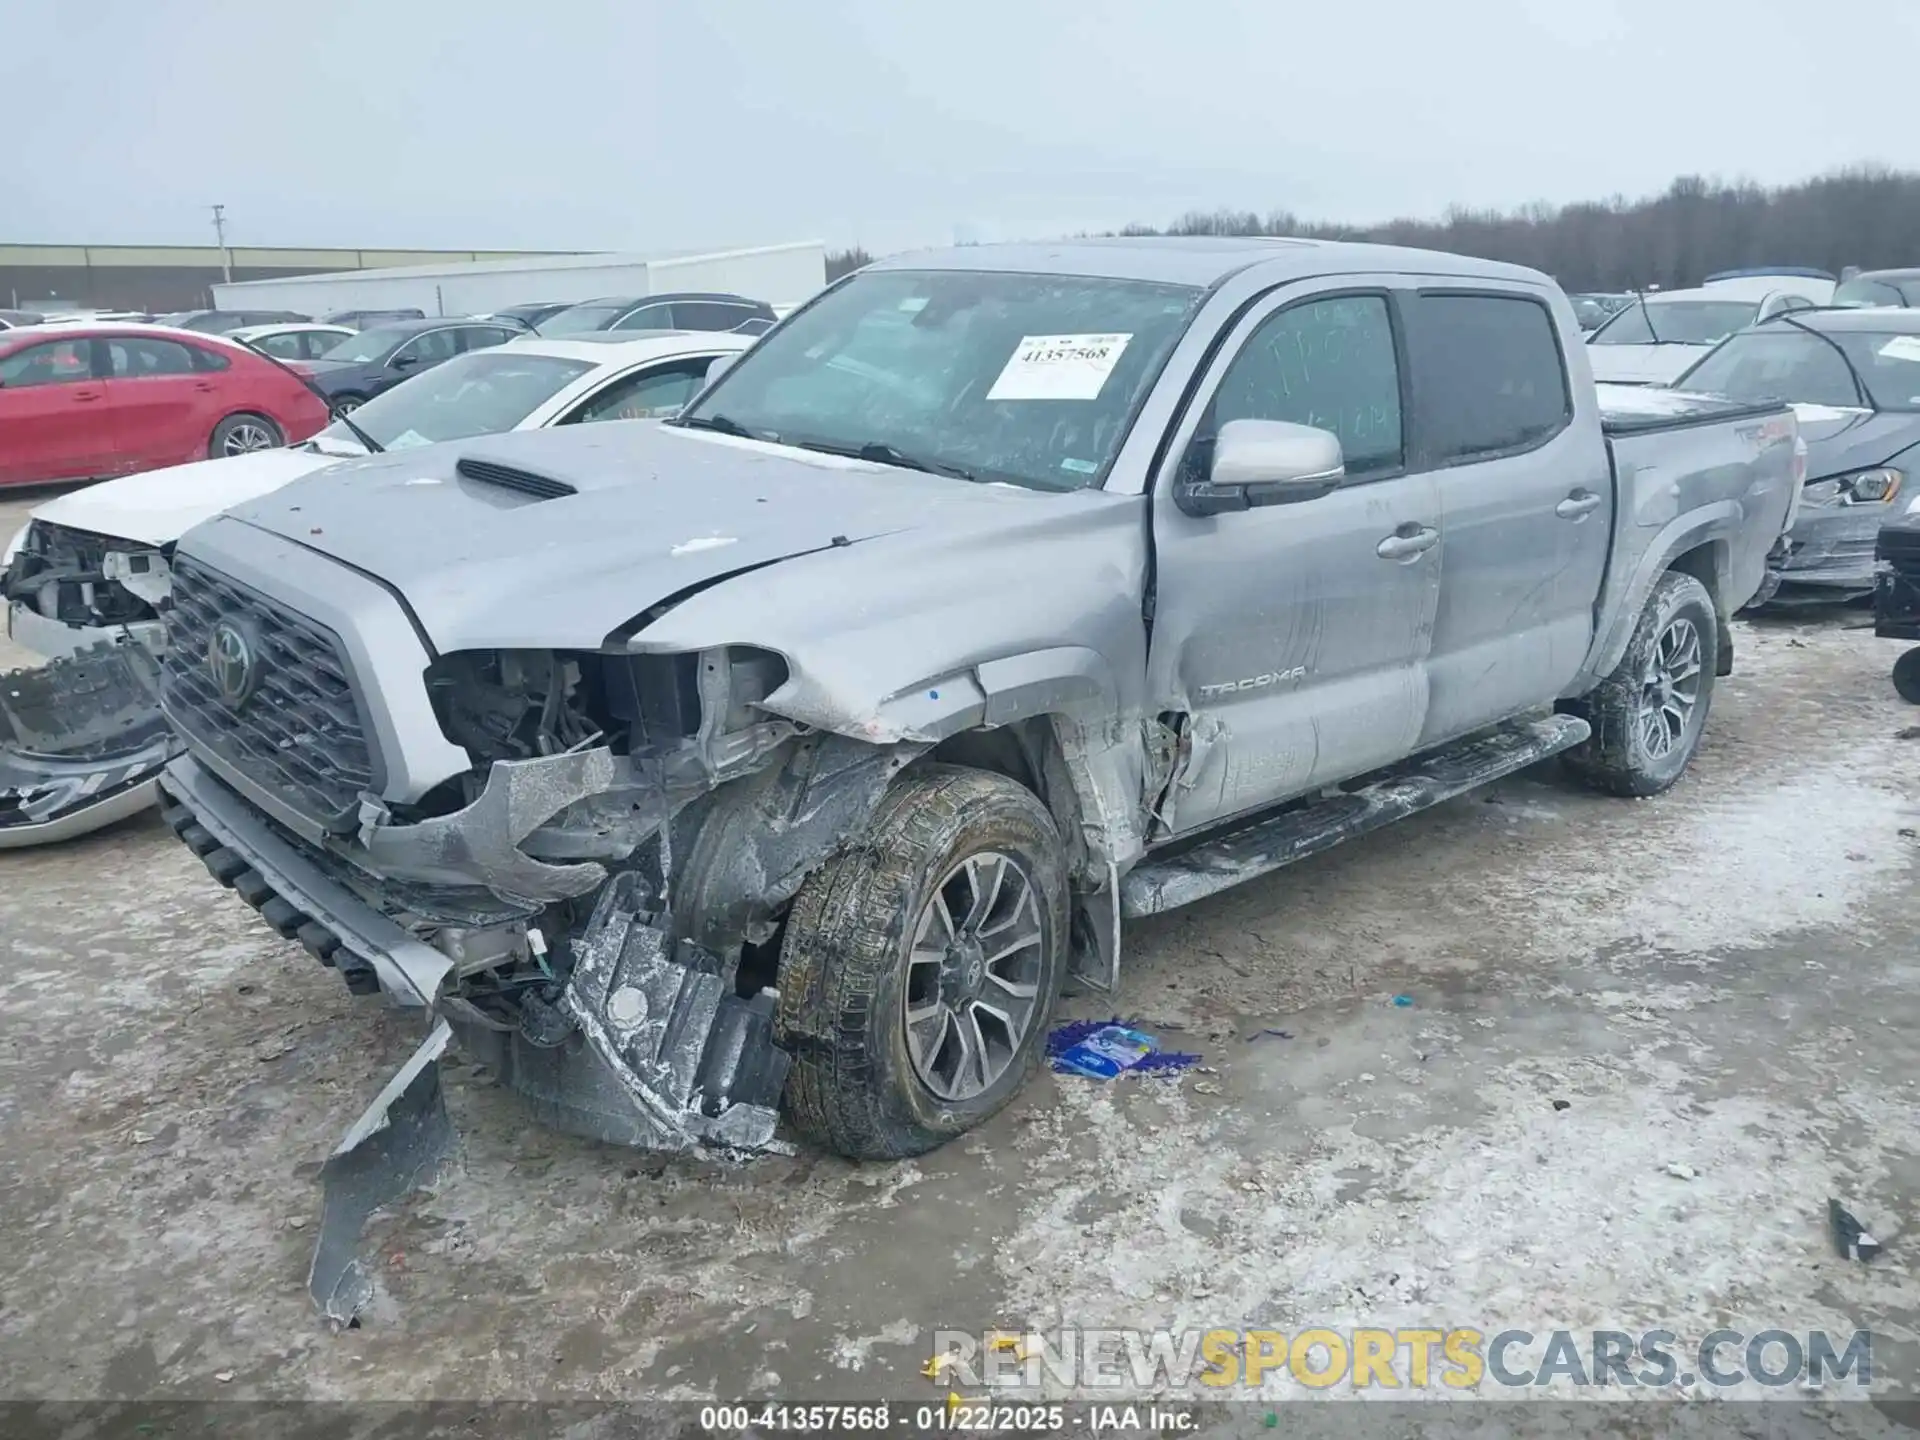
xmin=0 ymin=336 xmax=114 ymax=484
xmin=1405 ymin=289 xmax=1612 ymax=743
xmin=1146 ymin=284 xmax=1441 ymax=834
xmin=101 ymin=335 xmax=224 ymax=471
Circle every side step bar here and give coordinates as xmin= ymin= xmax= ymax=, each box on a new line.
xmin=1121 ymin=713 xmax=1590 ymax=917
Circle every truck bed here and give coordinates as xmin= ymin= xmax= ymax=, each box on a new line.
xmin=1596 ymin=382 xmax=1789 ymax=435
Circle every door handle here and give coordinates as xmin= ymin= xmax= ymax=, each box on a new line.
xmin=1555 ymin=491 xmax=1603 ymax=519
xmin=193 ymin=381 xmax=215 ymax=392
xmin=71 ymin=390 xmax=101 ymax=402
xmin=1376 ymin=524 xmax=1439 ymax=561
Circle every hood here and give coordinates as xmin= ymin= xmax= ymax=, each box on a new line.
xmin=217 ymin=420 xmax=1089 ymax=653
xmin=32 ymin=448 xmax=344 ymax=547
xmin=1587 ymin=344 xmax=1712 ymax=385
xmin=1793 ymin=406 xmax=1920 ymax=480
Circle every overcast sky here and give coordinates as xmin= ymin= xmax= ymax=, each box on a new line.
xmin=7 ymin=0 xmax=1917 ymax=258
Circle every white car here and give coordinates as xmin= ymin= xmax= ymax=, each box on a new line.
xmin=226 ymin=321 xmax=358 ymax=362
xmin=3 ymin=329 xmax=754 ymax=664
xmin=1586 ymin=274 xmax=1836 ymax=385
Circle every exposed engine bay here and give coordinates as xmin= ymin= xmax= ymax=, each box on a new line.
xmin=4 ymin=520 xmax=168 ymax=633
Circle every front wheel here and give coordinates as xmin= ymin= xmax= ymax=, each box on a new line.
xmin=1563 ymin=570 xmax=1719 ymax=797
xmin=331 ymin=394 xmax=366 ymax=417
xmin=209 ymin=412 xmax=283 ymax=458
xmin=775 ymin=764 xmax=1069 ymax=1160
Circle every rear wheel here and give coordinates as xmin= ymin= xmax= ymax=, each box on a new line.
xmin=1563 ymin=570 xmax=1719 ymax=797
xmin=209 ymin=412 xmax=283 ymax=458
xmin=775 ymin=765 xmax=1068 ymax=1160
xmin=331 ymin=393 xmax=367 ymax=416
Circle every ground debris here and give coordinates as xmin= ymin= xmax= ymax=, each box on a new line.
xmin=1829 ymin=1198 xmax=1884 ymax=1262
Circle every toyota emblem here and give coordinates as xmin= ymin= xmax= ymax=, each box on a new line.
xmin=207 ymin=620 xmax=259 ymax=707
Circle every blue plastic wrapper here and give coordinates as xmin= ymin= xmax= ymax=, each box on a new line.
xmin=1047 ymin=1019 xmax=1200 ymax=1079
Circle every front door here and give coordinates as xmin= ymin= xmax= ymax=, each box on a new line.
xmin=1403 ymin=289 xmax=1613 ymax=744
xmin=0 ymin=337 xmax=114 ymax=485
xmin=1145 ymin=285 xmax=1441 ymax=835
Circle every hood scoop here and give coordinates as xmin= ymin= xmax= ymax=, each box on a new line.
xmin=455 ymin=455 xmax=577 ymax=501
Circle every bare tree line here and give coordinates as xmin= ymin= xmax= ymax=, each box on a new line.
xmin=825 ymin=167 xmax=1920 ymax=290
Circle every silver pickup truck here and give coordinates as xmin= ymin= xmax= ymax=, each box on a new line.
xmin=151 ymin=239 xmax=1798 ymax=1308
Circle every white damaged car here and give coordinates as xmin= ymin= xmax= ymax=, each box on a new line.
xmin=0 ymin=329 xmax=752 ymax=846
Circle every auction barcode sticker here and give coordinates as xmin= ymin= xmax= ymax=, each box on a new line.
xmin=987 ymin=333 xmax=1132 ymax=401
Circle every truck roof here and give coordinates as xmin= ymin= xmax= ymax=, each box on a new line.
xmin=869 ymin=236 xmax=1553 ymax=290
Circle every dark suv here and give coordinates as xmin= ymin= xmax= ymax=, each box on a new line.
xmin=535 ymin=291 xmax=775 ymax=337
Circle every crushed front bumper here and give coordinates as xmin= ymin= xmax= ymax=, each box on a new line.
xmin=159 ymin=753 xmax=794 ymax=1323
xmin=6 ymin=599 xmax=163 ymax=661
xmin=1 ymin=643 xmax=175 ymax=848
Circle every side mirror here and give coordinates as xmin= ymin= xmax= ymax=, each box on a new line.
xmin=390 ymin=353 xmax=420 ymax=370
xmin=1176 ymin=419 xmax=1345 ymax=517
xmin=702 ymin=353 xmax=739 ymax=385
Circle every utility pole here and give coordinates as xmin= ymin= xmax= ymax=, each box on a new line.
xmin=210 ymin=204 xmax=232 ymax=284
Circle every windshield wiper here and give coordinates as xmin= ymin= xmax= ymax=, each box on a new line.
xmin=1769 ymin=313 xmax=1878 ymax=408
xmin=675 ymin=412 xmax=757 ymax=438
xmin=793 ymin=438 xmax=978 ymax=482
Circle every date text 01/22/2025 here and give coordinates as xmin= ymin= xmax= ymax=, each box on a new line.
xmin=696 ymin=1402 xmax=1200 ymax=1432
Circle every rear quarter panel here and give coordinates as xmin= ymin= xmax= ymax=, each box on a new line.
xmin=239 ymin=353 xmax=329 ymax=441
xmin=1571 ymin=405 xmax=1797 ymax=692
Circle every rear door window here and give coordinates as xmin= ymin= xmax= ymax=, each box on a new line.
xmin=456 ymin=325 xmax=518 ymax=351
xmin=565 ymin=358 xmax=715 ymax=423
xmin=107 ymin=337 xmax=199 ymax=377
xmin=676 ymin=300 xmax=758 ymax=331
xmin=1406 ymin=294 xmax=1570 ymax=464
xmin=612 ymin=303 xmax=676 ymax=332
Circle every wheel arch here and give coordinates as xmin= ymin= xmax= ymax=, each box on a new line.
xmin=1570 ymin=509 xmax=1739 ymax=695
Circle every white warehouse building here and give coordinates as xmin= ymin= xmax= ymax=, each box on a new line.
xmin=211 ymin=240 xmax=826 ymax=318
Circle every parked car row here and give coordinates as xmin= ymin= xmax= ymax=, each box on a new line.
xmin=0 ymin=289 xmax=782 ymax=489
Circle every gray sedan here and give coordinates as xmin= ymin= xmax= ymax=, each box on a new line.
xmin=1674 ymin=307 xmax=1920 ymax=600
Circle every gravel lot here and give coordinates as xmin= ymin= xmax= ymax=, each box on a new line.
xmin=5 ymin=485 xmax=1920 ymax=1429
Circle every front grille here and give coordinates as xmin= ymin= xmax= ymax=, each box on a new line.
xmin=161 ymin=555 xmax=375 ymax=829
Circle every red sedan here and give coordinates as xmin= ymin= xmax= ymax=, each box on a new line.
xmin=0 ymin=324 xmax=330 ymax=488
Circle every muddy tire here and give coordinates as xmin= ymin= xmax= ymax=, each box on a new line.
xmin=209 ymin=412 xmax=283 ymax=457
xmin=1894 ymin=648 xmax=1920 ymax=705
xmin=775 ymin=764 xmax=1069 ymax=1160
xmin=1563 ymin=570 xmax=1719 ymax=797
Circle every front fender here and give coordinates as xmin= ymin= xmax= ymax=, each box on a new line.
xmin=772 ymin=644 xmax=1119 ymax=745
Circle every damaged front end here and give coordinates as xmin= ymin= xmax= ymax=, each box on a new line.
xmin=1 ymin=641 xmax=176 ymax=848
xmin=159 ymin=637 xmax=921 ymax=1321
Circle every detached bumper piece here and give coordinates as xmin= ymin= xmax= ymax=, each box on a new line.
xmin=0 ymin=642 xmax=174 ymax=849
xmin=449 ymin=870 xmax=792 ymax=1154
xmin=160 ymin=755 xmax=795 ymax=1321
